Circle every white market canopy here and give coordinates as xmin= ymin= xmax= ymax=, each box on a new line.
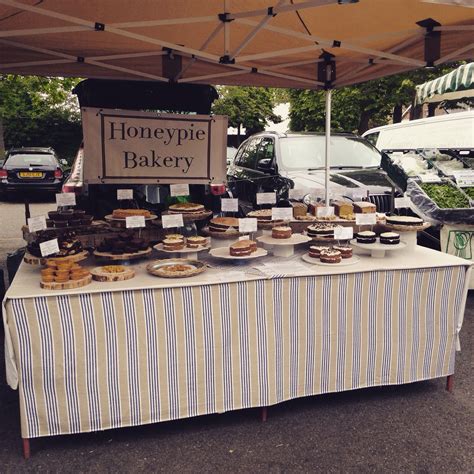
xmin=0 ymin=0 xmax=473 ymax=89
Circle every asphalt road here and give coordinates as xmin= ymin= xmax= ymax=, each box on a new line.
xmin=0 ymin=197 xmax=472 ymax=472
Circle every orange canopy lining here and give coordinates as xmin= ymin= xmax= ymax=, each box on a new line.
xmin=0 ymin=0 xmax=473 ymax=89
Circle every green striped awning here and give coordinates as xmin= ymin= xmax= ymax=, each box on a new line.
xmin=415 ymin=63 xmax=474 ymax=105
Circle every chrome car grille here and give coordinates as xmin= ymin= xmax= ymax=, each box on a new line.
xmin=367 ymin=194 xmax=392 ymax=213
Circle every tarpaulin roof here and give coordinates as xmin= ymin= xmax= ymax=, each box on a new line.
xmin=0 ymin=0 xmax=473 ymax=89
xmin=415 ymin=61 xmax=474 ymax=103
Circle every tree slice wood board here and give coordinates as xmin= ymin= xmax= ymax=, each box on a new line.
xmin=90 ymin=266 xmax=135 ymax=282
xmin=40 ymin=274 xmax=92 ymax=290
xmin=24 ymin=250 xmax=89 ymax=266
xmin=93 ymin=247 xmax=152 ymax=261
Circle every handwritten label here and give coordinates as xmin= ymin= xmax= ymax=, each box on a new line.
xmin=40 ymin=238 xmax=59 ymax=257
xmin=256 ymin=192 xmax=276 ymax=205
xmin=125 ymin=215 xmax=145 ymax=228
xmin=355 ymin=213 xmax=376 ymax=225
xmin=221 ymin=198 xmax=239 ymax=212
xmin=56 ymin=192 xmax=76 ymax=207
xmin=394 ymin=197 xmax=411 ymax=209
xmin=272 ymin=207 xmax=293 ymax=221
xmin=239 ymin=218 xmax=258 ymax=233
xmin=418 ymin=174 xmax=441 ymax=183
xmin=117 ymin=189 xmax=133 ymax=200
xmin=170 ymin=183 xmax=190 ymax=197
xmin=28 ymin=215 xmax=47 ymax=233
xmin=456 ymin=173 xmax=474 ymax=187
xmin=162 ymin=214 xmax=184 ymax=228
xmin=334 ymin=226 xmax=354 ymax=240
xmin=239 ymin=235 xmax=250 ymax=241
xmin=316 ymin=206 xmax=335 ymax=217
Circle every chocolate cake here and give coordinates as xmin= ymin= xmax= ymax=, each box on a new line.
xmin=379 ymin=232 xmax=400 ymax=245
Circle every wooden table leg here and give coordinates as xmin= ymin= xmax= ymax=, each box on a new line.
xmin=446 ymin=374 xmax=454 ymax=392
xmin=260 ymin=406 xmax=268 ymax=422
xmin=22 ymin=438 xmax=30 ymax=459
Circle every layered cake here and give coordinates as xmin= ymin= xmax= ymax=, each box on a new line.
xmin=163 ymin=238 xmax=186 ymax=251
xmin=355 ymin=230 xmax=376 ymax=244
xmin=229 ymin=240 xmax=252 ymax=257
xmin=168 ymin=202 xmax=205 ymax=214
xmin=209 ymin=217 xmax=240 ymax=233
xmin=165 ymin=233 xmax=185 ymax=242
xmin=334 ymin=200 xmax=354 ymax=219
xmin=353 ymin=201 xmax=376 ymax=214
xmin=385 ymin=215 xmax=424 ymax=227
xmin=112 ymin=209 xmax=151 ymax=219
xmin=307 ymin=223 xmax=336 ymax=238
xmin=309 ymin=245 xmax=331 ymax=258
xmin=333 ymin=245 xmax=353 ymax=258
xmin=379 ymin=232 xmax=400 ymax=245
xmin=320 ymin=249 xmax=342 ymax=264
xmin=247 ymin=209 xmax=273 ymax=221
xmin=272 ymin=225 xmax=292 ymax=239
xmin=186 ymin=236 xmax=208 ymax=248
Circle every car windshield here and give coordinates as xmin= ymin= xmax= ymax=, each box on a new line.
xmin=279 ymin=136 xmax=381 ymax=170
xmin=6 ymin=153 xmax=56 ymax=167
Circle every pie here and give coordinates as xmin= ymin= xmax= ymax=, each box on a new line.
xmin=112 ymin=209 xmax=151 ymax=219
xmin=168 ymin=203 xmax=205 ymax=214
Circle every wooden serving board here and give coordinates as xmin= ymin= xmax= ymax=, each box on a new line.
xmin=93 ymin=247 xmax=152 ymax=261
xmin=40 ymin=274 xmax=92 ymax=290
xmin=90 ymin=266 xmax=135 ymax=282
xmin=24 ymin=250 xmax=89 ymax=266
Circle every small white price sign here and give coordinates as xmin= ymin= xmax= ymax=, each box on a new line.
xmin=271 ymin=207 xmax=293 ymax=221
xmin=221 ymin=198 xmax=239 ymax=212
xmin=394 ymin=197 xmax=411 ymax=209
xmin=288 ymin=188 xmax=306 ymax=200
xmin=40 ymin=238 xmax=59 ymax=257
xmin=256 ymin=192 xmax=276 ymax=205
xmin=355 ymin=213 xmax=376 ymax=225
xmin=316 ymin=206 xmax=335 ymax=218
xmin=418 ymin=174 xmax=441 ymax=183
xmin=125 ymin=216 xmax=145 ymax=228
xmin=170 ymin=183 xmax=190 ymax=197
xmin=239 ymin=235 xmax=250 ymax=241
xmin=456 ymin=175 xmax=474 ymax=187
xmin=117 ymin=189 xmax=133 ymax=200
xmin=28 ymin=215 xmax=47 ymax=233
xmin=334 ymin=226 xmax=354 ymax=240
xmin=162 ymin=214 xmax=184 ymax=228
xmin=239 ymin=218 xmax=258 ymax=233
xmin=56 ymin=192 xmax=76 ymax=207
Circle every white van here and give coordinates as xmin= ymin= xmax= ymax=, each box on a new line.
xmin=362 ymin=110 xmax=474 ymax=151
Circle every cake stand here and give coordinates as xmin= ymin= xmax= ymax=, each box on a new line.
xmin=154 ymin=242 xmax=210 ymax=260
xmin=257 ymin=233 xmax=311 ymax=257
xmin=350 ymin=239 xmax=406 ymax=258
xmin=209 ymin=247 xmax=267 ymax=264
xmin=382 ymin=222 xmax=430 ymax=251
xmin=160 ymin=209 xmax=213 ymax=223
xmin=201 ymin=227 xmax=253 ymax=249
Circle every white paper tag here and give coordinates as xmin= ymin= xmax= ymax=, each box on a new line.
xmin=288 ymin=188 xmax=306 ymax=200
xmin=355 ymin=213 xmax=376 ymax=225
xmin=40 ymin=238 xmax=59 ymax=257
xmin=256 ymin=192 xmax=276 ymax=205
xmin=117 ymin=189 xmax=133 ymax=200
xmin=418 ymin=174 xmax=441 ymax=183
xmin=334 ymin=226 xmax=353 ymax=240
xmin=271 ymin=207 xmax=293 ymax=221
xmin=239 ymin=235 xmax=250 ymax=241
xmin=316 ymin=206 xmax=335 ymax=217
xmin=170 ymin=183 xmax=190 ymax=197
xmin=221 ymin=198 xmax=239 ymax=212
xmin=456 ymin=175 xmax=474 ymax=188
xmin=56 ymin=192 xmax=76 ymax=206
xmin=394 ymin=197 xmax=411 ymax=209
xmin=239 ymin=218 xmax=258 ymax=233
xmin=126 ymin=215 xmax=145 ymax=228
xmin=28 ymin=215 xmax=47 ymax=233
xmin=162 ymin=214 xmax=184 ymax=228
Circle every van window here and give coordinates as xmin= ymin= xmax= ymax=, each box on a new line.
xmin=237 ymin=138 xmax=260 ymax=169
xmin=364 ymin=132 xmax=379 ymax=147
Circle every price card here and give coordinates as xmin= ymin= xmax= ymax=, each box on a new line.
xmin=239 ymin=235 xmax=250 ymax=241
xmin=256 ymin=192 xmax=276 ymax=205
xmin=40 ymin=238 xmax=59 ymax=257
xmin=27 ymin=215 xmax=47 ymax=233
xmin=239 ymin=218 xmax=258 ymax=233
xmin=456 ymin=174 xmax=474 ymax=187
xmin=334 ymin=226 xmax=354 ymax=240
xmin=117 ymin=189 xmax=133 ymax=200
xmin=56 ymin=192 xmax=76 ymax=206
xmin=221 ymin=198 xmax=239 ymax=212
xmin=288 ymin=188 xmax=306 ymax=200
xmin=162 ymin=214 xmax=184 ymax=228
xmin=125 ymin=215 xmax=145 ymax=228
xmin=271 ymin=207 xmax=293 ymax=221
xmin=316 ymin=206 xmax=335 ymax=218
xmin=355 ymin=213 xmax=377 ymax=225
xmin=394 ymin=197 xmax=411 ymax=209
xmin=170 ymin=183 xmax=190 ymax=197
xmin=418 ymin=174 xmax=441 ymax=183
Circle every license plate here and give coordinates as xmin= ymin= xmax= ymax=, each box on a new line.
xmin=19 ymin=172 xmax=43 ymax=178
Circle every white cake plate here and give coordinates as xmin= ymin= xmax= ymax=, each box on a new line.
xmin=350 ymin=239 xmax=406 ymax=258
xmin=302 ymin=254 xmax=360 ymax=266
xmin=154 ymin=243 xmax=210 ymax=260
xmin=209 ymin=247 xmax=268 ymax=263
xmin=257 ymin=233 xmax=311 ymax=257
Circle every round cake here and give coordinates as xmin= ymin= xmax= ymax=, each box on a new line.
xmin=229 ymin=240 xmax=252 ymax=257
xmin=186 ymin=236 xmax=208 ymax=248
xmin=163 ymin=238 xmax=186 ymax=251
xmin=307 ymin=223 xmax=336 ymax=238
xmin=386 ymin=215 xmax=424 ymax=227
xmin=272 ymin=225 xmax=292 ymax=239
xmin=356 ymin=231 xmax=376 ymax=244
xmin=165 ymin=233 xmax=185 ymax=242
xmin=247 ymin=209 xmax=273 ymax=221
xmin=379 ymin=232 xmax=400 ymax=245
xmin=209 ymin=217 xmax=240 ymax=233
xmin=320 ymin=249 xmax=342 ymax=264
xmin=333 ymin=245 xmax=353 ymax=258
xmin=168 ymin=202 xmax=205 ymax=214
xmin=309 ymin=245 xmax=331 ymax=258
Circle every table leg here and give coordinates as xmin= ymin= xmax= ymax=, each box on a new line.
xmin=446 ymin=374 xmax=454 ymax=392
xmin=261 ymin=406 xmax=268 ymax=422
xmin=22 ymin=438 xmax=30 ymax=459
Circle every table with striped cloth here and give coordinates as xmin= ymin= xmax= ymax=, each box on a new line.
xmin=2 ymin=248 xmax=471 ymax=440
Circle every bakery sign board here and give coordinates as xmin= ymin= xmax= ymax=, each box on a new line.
xmin=82 ymin=107 xmax=228 ymax=184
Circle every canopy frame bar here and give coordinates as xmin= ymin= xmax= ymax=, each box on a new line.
xmin=434 ymin=43 xmax=474 ymax=66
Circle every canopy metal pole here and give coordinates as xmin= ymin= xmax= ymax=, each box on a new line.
xmin=324 ymin=88 xmax=332 ymax=208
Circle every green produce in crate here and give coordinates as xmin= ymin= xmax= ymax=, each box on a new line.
xmin=463 ymin=187 xmax=474 ymax=200
xmin=420 ymin=183 xmax=470 ymax=209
